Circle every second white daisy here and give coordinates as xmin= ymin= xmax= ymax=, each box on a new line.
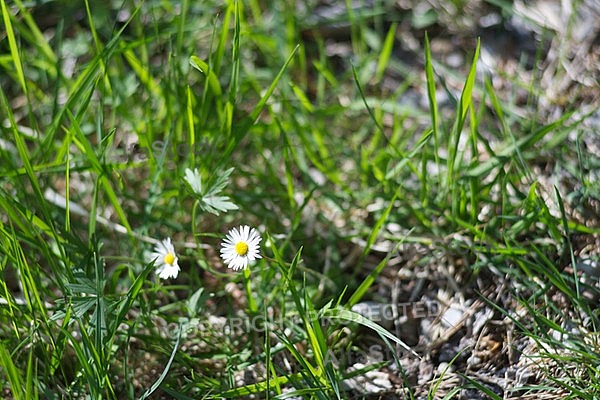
xmin=148 ymin=237 xmax=180 ymax=279
xmin=220 ymin=225 xmax=262 ymax=271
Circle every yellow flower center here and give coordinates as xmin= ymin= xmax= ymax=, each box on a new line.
xmin=235 ymin=241 xmax=249 ymax=256
xmin=164 ymin=253 xmax=175 ymax=265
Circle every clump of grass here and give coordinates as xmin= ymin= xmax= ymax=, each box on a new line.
xmin=1 ymin=0 xmax=599 ymax=399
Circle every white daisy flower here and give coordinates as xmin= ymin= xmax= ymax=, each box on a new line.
xmin=148 ymin=238 xmax=180 ymax=279
xmin=220 ymin=225 xmax=262 ymax=271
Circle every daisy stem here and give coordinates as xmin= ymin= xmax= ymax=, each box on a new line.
xmin=191 ymin=200 xmax=204 ymax=257
xmin=243 ymin=266 xmax=258 ymax=314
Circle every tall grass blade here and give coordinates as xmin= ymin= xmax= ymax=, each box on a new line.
xmin=0 ymin=342 xmax=25 ymax=400
xmin=374 ymin=23 xmax=397 ymax=84
xmin=347 ymin=193 xmax=401 ymax=307
xmin=323 ymin=308 xmax=420 ymax=358
xmin=0 ymin=0 xmax=27 ymax=94
xmin=138 ymin=328 xmax=182 ymax=400
xmin=447 ymin=38 xmax=480 ymax=185
xmin=554 ymin=186 xmax=580 ymax=302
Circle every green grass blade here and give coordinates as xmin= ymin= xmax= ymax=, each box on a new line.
xmin=459 ymin=377 xmax=503 ymax=399
xmin=424 ymin=32 xmax=440 ymax=181
xmin=554 ymin=186 xmax=580 ymax=302
xmin=385 ymin=129 xmax=432 ymax=180
xmin=138 ymin=328 xmax=181 ymax=400
xmin=323 ymin=307 xmax=420 ymax=358
xmin=362 ymin=191 xmax=398 ymax=256
xmin=221 ymin=44 xmax=299 ymax=163
xmin=110 ymin=260 xmax=155 ymax=340
xmin=41 ymin=4 xmax=140 ymax=154
xmin=219 ymin=374 xmax=294 ymax=398
xmin=466 ymin=110 xmax=575 ymax=178
xmin=289 ymin=82 xmax=315 ymax=113
xmin=186 ymin=85 xmax=196 ymax=165
xmin=66 ymin=110 xmax=132 ymax=233
xmin=247 ymin=44 xmax=300 ymax=125
xmin=190 ymin=56 xmax=223 ymax=97
xmin=347 ymin=192 xmax=401 ymax=307
xmin=447 ymin=38 xmax=480 ymax=185
xmin=0 ymin=0 xmax=27 ymax=94
xmin=458 ymin=38 xmax=480 ymax=124
xmin=213 ymin=2 xmax=233 ymax=75
xmin=123 ymin=47 xmax=164 ymax=100
xmin=0 ymin=88 xmax=61 ymax=243
xmin=25 ymin=349 xmax=37 ymax=400
xmin=424 ymin=32 xmax=438 ymax=130
xmin=374 ymin=23 xmax=397 ymax=84
xmin=0 ymin=342 xmax=25 ymax=400
xmin=64 ymin=324 xmax=104 ymax=397
xmin=351 ymin=64 xmax=385 ymax=137
xmin=348 ymin=229 xmax=412 ymax=308
xmin=10 ymin=0 xmax=56 ymax=66
xmin=228 ymin=0 xmax=241 ymax=105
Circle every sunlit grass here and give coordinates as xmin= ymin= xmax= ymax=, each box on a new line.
xmin=1 ymin=0 xmax=599 ymax=399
